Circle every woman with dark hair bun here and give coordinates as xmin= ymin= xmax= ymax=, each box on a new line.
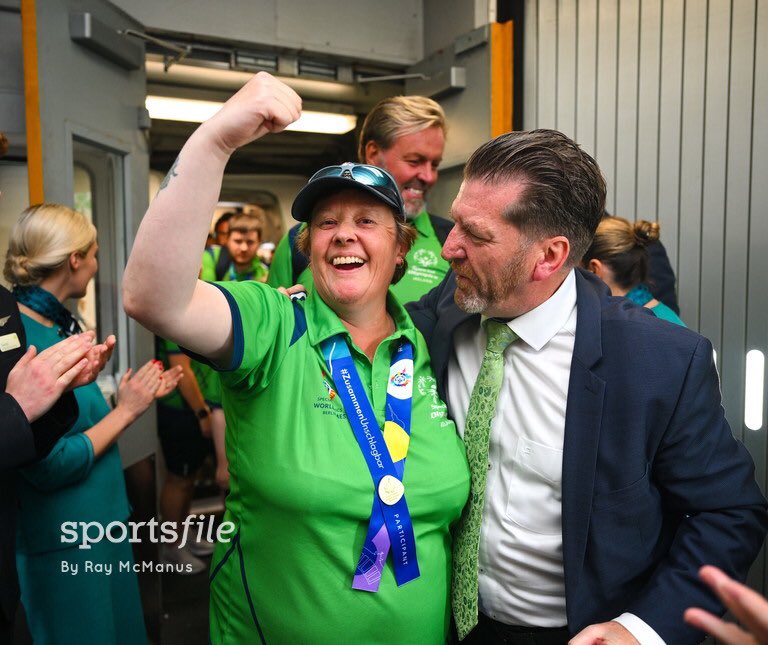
xmin=582 ymin=216 xmax=685 ymax=326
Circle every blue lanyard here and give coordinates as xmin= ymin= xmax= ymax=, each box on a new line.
xmin=321 ymin=334 xmax=420 ymax=591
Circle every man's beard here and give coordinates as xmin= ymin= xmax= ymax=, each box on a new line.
xmin=402 ymin=179 xmax=429 ymax=219
xmin=452 ymin=252 xmax=529 ymax=314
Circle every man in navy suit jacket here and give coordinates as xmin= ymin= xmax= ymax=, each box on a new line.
xmin=407 ymin=130 xmax=767 ymax=644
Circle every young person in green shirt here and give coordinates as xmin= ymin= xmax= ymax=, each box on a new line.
xmin=268 ymin=95 xmax=452 ymax=304
xmin=203 ymin=211 xmax=269 ymax=283
xmin=124 ymin=73 xmax=470 ymax=644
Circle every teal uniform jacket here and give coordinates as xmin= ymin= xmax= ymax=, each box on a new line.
xmin=205 ymin=281 xmax=469 ymax=644
xmin=15 ymin=315 xmax=145 ymax=645
xmin=626 ymin=284 xmax=686 ymax=326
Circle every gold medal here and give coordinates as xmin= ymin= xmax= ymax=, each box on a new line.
xmin=378 ymin=475 xmax=404 ymax=506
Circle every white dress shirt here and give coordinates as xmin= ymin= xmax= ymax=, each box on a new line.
xmin=447 ymin=270 xmax=664 ymax=644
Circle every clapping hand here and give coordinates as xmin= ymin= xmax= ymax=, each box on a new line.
xmin=67 ymin=334 xmax=116 ymax=390
xmin=6 ymin=332 xmax=94 ymax=422
xmin=155 ymin=362 xmax=183 ymax=398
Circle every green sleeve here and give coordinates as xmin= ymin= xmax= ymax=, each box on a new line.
xmin=210 ymin=281 xmax=298 ymax=393
xmin=200 ymin=247 xmax=219 ymax=282
xmin=266 ymin=232 xmax=293 ymax=288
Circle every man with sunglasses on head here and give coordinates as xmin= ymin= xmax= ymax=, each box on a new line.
xmin=269 ymin=95 xmax=453 ymax=304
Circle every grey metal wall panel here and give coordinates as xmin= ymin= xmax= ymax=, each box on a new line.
xmin=423 ymin=0 xmax=479 ymax=55
xmin=595 ymin=0 xmax=618 ymax=213
xmin=677 ymin=1 xmax=708 ymax=330
xmin=523 ymin=0 xmax=539 ymax=130
xmin=699 ymin=0 xmax=731 ymax=366
xmin=656 ymin=0 xmax=684 ymax=271
xmin=537 ymin=1 xmax=558 ymax=128
xmin=747 ymin=0 xmax=768 ymax=487
xmin=556 ymin=0 xmax=577 ymax=137
xmin=614 ymin=0 xmax=640 ymax=218
xmin=110 ymin=0 xmax=423 ymax=65
xmin=575 ymin=0 xmax=598 ymax=155
xmin=635 ymin=0 xmax=662 ymax=221
xmin=0 ymin=9 xmax=25 ymax=150
xmin=721 ymin=0 xmax=757 ymax=439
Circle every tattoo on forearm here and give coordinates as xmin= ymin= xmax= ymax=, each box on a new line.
xmin=158 ymin=155 xmax=180 ymax=192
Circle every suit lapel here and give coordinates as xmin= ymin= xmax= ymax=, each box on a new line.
xmin=433 ymin=304 xmax=475 ymax=403
xmin=562 ymin=270 xmax=606 ymax=607
xmin=429 ymin=275 xmax=476 ymax=403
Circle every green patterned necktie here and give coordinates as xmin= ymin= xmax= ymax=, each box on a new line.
xmin=452 ymin=319 xmax=518 ymax=640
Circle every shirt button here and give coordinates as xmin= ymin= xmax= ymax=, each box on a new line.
xmin=487 ymin=462 xmax=492 ymax=471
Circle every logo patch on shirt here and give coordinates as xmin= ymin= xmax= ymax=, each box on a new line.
xmin=413 ymin=249 xmax=438 ymax=268
xmin=417 ymin=375 xmax=448 ymax=422
xmin=390 ymin=366 xmax=412 ymax=388
xmin=387 ymin=359 xmax=414 ymax=400
xmin=322 ymin=376 xmax=336 ymax=401
xmin=313 ymin=370 xmax=345 ymax=420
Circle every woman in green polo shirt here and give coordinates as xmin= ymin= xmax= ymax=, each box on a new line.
xmin=124 ymin=73 xmax=470 ymax=644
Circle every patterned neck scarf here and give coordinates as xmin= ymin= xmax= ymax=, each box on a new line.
xmin=13 ymin=285 xmax=82 ymax=337
xmin=626 ymin=283 xmax=654 ymax=307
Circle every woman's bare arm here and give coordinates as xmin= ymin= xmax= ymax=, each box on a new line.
xmin=123 ymin=72 xmax=301 ymax=363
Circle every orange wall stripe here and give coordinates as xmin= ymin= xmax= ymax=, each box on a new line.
xmin=21 ymin=0 xmax=44 ymax=203
xmin=490 ymin=21 xmax=514 ymax=137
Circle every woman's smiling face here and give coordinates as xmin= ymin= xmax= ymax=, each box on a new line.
xmin=309 ymin=188 xmax=405 ymax=312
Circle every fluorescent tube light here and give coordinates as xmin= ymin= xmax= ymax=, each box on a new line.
xmin=745 ymin=349 xmax=765 ymax=431
xmin=145 ymin=95 xmax=356 ymax=134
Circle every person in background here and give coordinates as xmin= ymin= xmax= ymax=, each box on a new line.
xmin=4 ymin=203 xmax=182 ymax=644
xmin=685 ymin=566 xmax=768 ymax=645
xmin=582 ymin=216 xmax=685 ymax=326
xmin=156 ymin=337 xmax=216 ymax=573
xmin=604 ymin=211 xmax=679 ymax=314
xmin=203 ymin=211 xmax=268 ymax=282
xmin=213 ymin=211 xmax=235 ymax=247
xmin=122 ymin=72 xmax=470 ymax=644
xmin=257 ymin=240 xmax=275 ymax=267
xmin=269 ymin=95 xmax=452 ymax=303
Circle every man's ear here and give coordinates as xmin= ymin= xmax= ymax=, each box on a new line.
xmin=532 ymin=236 xmax=570 ymax=282
xmin=364 ymin=140 xmax=382 ymax=165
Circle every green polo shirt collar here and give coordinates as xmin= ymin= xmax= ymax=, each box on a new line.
xmin=411 ymin=210 xmax=433 ymax=237
xmin=304 ymin=287 xmax=418 ymax=352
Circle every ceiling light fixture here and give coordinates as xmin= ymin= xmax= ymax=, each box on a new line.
xmin=145 ymin=95 xmax=357 ymax=134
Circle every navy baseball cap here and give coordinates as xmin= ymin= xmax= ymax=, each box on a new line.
xmin=291 ymin=162 xmax=406 ymax=222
